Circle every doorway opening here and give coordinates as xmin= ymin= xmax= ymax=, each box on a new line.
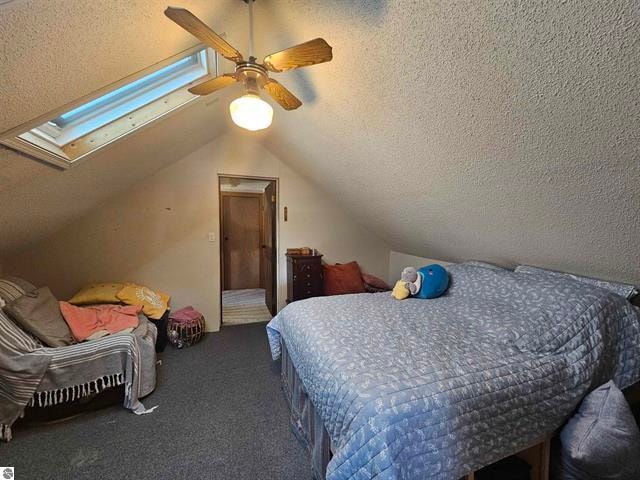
xmin=219 ymin=175 xmax=277 ymax=325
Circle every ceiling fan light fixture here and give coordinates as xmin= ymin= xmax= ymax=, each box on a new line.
xmin=165 ymin=5 xmax=332 ymax=120
xmin=229 ymin=93 xmax=273 ymax=131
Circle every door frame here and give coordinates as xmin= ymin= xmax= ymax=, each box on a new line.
xmin=218 ymin=174 xmax=279 ymax=325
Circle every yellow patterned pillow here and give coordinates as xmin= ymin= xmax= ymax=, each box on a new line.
xmin=116 ymin=284 xmax=170 ymax=320
xmin=68 ymin=283 xmax=125 ymax=305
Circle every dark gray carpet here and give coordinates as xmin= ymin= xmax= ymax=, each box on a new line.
xmin=2 ymin=323 xmax=312 ymax=480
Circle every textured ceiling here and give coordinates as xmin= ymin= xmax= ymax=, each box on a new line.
xmin=0 ymin=0 xmax=247 ymax=132
xmin=0 ymin=0 xmax=243 ymax=254
xmin=256 ymin=0 xmax=640 ymax=283
xmin=1 ymin=0 xmax=639 ymax=283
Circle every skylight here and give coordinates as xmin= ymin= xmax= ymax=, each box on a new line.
xmin=53 ymin=55 xmax=199 ymax=128
xmin=1 ymin=46 xmax=217 ymax=168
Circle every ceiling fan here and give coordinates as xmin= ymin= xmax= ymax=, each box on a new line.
xmin=164 ymin=1 xmax=333 ymax=130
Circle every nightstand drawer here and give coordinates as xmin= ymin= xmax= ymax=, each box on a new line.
xmin=292 ymin=280 xmax=323 ymax=299
xmin=293 ymin=263 xmax=322 ymax=279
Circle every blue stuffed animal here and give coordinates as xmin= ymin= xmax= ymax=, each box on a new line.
xmin=413 ymin=264 xmax=449 ymax=299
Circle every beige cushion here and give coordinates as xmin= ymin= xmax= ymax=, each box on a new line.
xmin=5 ymin=287 xmax=75 ymax=347
xmin=0 ymin=277 xmax=36 ymax=305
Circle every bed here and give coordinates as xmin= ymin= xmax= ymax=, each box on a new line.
xmin=267 ymin=263 xmax=640 ymax=479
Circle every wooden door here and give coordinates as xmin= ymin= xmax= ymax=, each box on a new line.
xmin=262 ymin=181 xmax=277 ymax=314
xmin=222 ymin=193 xmax=262 ymax=290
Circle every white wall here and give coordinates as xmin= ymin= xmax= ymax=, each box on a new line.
xmin=388 ymin=251 xmax=452 ymax=284
xmin=2 ymin=132 xmax=390 ymax=331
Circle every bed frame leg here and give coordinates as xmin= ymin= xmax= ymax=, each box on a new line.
xmin=514 ymin=436 xmax=551 ymax=480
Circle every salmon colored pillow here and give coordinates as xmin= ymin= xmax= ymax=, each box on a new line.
xmin=323 ymin=262 xmax=366 ymax=296
xmin=116 ymin=284 xmax=170 ymax=320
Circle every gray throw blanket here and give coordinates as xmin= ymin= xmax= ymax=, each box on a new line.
xmin=0 ymin=309 xmax=51 ymax=441
xmin=0 ymin=310 xmax=157 ymax=441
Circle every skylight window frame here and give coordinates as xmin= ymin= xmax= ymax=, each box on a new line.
xmin=0 ymin=45 xmax=219 ymax=169
xmin=41 ymin=50 xmax=208 ymax=146
xmin=51 ymin=53 xmax=202 ymax=129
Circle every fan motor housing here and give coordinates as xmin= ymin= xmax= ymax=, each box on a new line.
xmin=235 ymin=58 xmax=268 ymax=93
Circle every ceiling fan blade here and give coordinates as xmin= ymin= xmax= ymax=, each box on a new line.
xmin=165 ymin=7 xmax=243 ymax=63
xmin=188 ymin=74 xmax=238 ymax=96
xmin=263 ymin=38 xmax=333 ymax=73
xmin=262 ymin=79 xmax=302 ymax=110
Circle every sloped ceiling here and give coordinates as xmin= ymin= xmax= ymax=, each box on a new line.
xmin=1 ymin=0 xmax=638 ymax=283
xmin=0 ymin=0 xmax=245 ymax=253
xmin=256 ymin=0 xmax=640 ymax=283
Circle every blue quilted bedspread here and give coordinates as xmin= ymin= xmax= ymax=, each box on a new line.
xmin=267 ymin=264 xmax=640 ymax=479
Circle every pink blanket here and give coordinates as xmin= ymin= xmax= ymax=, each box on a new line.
xmin=59 ymin=302 xmax=141 ymax=342
xmin=169 ymin=306 xmax=202 ymax=323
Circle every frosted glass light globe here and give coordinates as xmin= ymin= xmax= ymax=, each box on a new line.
xmin=229 ymin=94 xmax=273 ymax=131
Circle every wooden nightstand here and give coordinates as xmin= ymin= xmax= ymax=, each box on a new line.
xmin=286 ymin=253 xmax=323 ymax=303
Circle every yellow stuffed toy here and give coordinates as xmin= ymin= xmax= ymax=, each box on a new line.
xmin=392 ymin=281 xmax=411 ymax=300
xmin=391 ymin=267 xmax=421 ymax=300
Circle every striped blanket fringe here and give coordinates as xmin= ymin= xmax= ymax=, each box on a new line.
xmin=1 ymin=424 xmax=12 ymax=442
xmin=27 ymin=373 xmax=125 ymax=408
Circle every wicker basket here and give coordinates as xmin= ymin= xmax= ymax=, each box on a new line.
xmin=167 ymin=315 xmax=205 ymax=348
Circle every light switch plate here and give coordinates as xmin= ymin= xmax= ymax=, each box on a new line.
xmin=208 ymin=232 xmax=216 ymax=242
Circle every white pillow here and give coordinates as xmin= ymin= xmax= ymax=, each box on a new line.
xmin=462 ymin=260 xmax=508 ymax=271
xmin=515 ymin=265 xmax=638 ymax=300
